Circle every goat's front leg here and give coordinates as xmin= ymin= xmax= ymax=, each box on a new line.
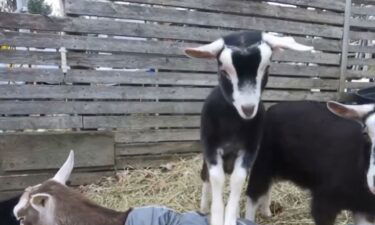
xmin=224 ymin=153 xmax=248 ymax=225
xmin=209 ymin=156 xmax=225 ymax=225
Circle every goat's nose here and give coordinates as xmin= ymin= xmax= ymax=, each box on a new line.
xmin=241 ymin=104 xmax=255 ymax=117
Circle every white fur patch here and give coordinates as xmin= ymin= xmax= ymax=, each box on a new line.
xmin=200 ymin=182 xmax=211 ymax=213
xmin=225 ymin=153 xmax=248 ymax=225
xmin=218 ymin=42 xmax=272 ymax=120
xmin=365 ymin=114 xmax=375 ymax=194
xmin=245 ymin=187 xmax=272 ymax=221
xmin=209 ymin=154 xmax=225 ymax=225
xmin=354 ymin=212 xmax=375 ymax=225
xmin=13 ymin=192 xmax=29 ymax=219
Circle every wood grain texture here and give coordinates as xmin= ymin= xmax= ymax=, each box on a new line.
xmin=0 ymin=132 xmax=114 ymax=171
xmin=0 ymin=116 xmax=82 ymax=130
xmin=116 ymin=141 xmax=201 ymax=156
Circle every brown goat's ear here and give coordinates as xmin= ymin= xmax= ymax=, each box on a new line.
xmin=327 ymin=101 xmax=374 ymax=120
xmin=31 ymin=193 xmax=51 ymax=210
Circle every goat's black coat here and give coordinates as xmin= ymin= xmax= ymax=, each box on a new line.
xmin=247 ymin=101 xmax=375 ymax=225
xmin=201 ymin=87 xmax=265 ymax=179
xmin=0 ymin=195 xmax=20 ymax=225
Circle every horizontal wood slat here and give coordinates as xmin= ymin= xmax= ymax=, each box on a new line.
xmin=116 ymin=141 xmax=201 ymax=156
xmin=0 ymin=85 xmax=337 ymax=101
xmin=261 ymin=0 xmax=345 ymax=11
xmin=66 ymin=0 xmax=344 ymax=25
xmin=64 ymin=1 xmax=343 ymax=39
xmin=0 ymin=51 xmax=60 ymax=65
xmin=83 ymin=115 xmax=200 ymax=129
xmin=0 ymin=132 xmax=114 ymax=172
xmin=0 ymin=31 xmax=342 ymax=54
xmin=0 ymin=101 xmax=204 ymax=115
xmin=115 ymin=129 xmax=200 ymax=143
xmin=0 ymin=116 xmax=82 ymax=130
xmin=0 ymin=171 xmax=114 ymax=192
xmin=0 ymin=68 xmax=64 ymax=83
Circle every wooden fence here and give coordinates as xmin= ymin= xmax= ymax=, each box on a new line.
xmin=0 ymin=0 xmax=374 ymax=199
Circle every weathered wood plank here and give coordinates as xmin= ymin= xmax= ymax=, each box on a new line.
xmin=0 ymin=101 xmax=204 ymax=115
xmin=349 ymin=45 xmax=375 ymax=54
xmin=83 ymin=115 xmax=200 ymax=129
xmin=0 ymin=86 xmax=337 ymax=101
xmin=351 ymin=5 xmax=375 ymax=16
xmin=0 ymin=116 xmax=82 ymax=130
xmin=67 ymin=0 xmax=344 ymax=25
xmin=348 ymin=58 xmax=375 ymax=66
xmin=261 ymin=0 xmax=345 ymax=11
xmin=116 ymin=141 xmax=201 ymax=156
xmin=0 ymin=191 xmax=21 ymax=202
xmin=0 ymin=12 xmax=226 ymax=42
xmin=65 ymin=70 xmax=338 ymax=90
xmin=0 ymin=50 xmax=60 ymax=65
xmin=0 ymin=30 xmax=342 ymax=54
xmin=116 ymin=153 xmax=197 ymax=169
xmin=269 ymin=64 xmax=340 ymax=78
xmin=0 ymin=86 xmax=212 ymax=100
xmin=0 ymin=68 xmax=63 ymax=83
xmin=0 ymin=132 xmax=114 ymax=172
xmin=63 ymin=1 xmax=343 ymax=39
xmin=350 ymin=18 xmax=375 ymax=29
xmin=345 ymin=81 xmax=374 ymax=89
xmin=346 ymin=70 xmax=375 ymax=79
xmin=0 ymin=171 xmax=114 ymax=192
xmin=349 ymin=31 xmax=375 ymax=40
xmin=66 ymin=51 xmax=339 ymax=71
xmin=115 ymin=129 xmax=200 ymax=143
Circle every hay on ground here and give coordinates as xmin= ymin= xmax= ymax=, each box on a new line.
xmin=79 ymin=155 xmax=352 ymax=225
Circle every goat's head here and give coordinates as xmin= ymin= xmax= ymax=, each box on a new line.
xmin=13 ymin=151 xmax=75 ymax=225
xmin=185 ymin=31 xmax=314 ymax=119
xmin=327 ymin=101 xmax=375 ymax=195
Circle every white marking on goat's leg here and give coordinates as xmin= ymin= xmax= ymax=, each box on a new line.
xmin=209 ymin=158 xmax=225 ymax=225
xmin=354 ymin=212 xmax=375 ymax=225
xmin=259 ymin=188 xmax=272 ymax=218
xmin=224 ymin=155 xmax=248 ymax=225
xmin=200 ymin=181 xmax=211 ymax=213
xmin=245 ymin=196 xmax=260 ymax=222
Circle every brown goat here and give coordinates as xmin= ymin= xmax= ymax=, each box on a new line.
xmin=13 ymin=151 xmax=131 ymax=225
xmin=13 ymin=151 xmax=257 ymax=225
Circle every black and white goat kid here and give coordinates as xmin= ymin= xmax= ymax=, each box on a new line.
xmin=184 ymin=31 xmax=313 ymax=225
xmin=246 ymin=101 xmax=375 ymax=225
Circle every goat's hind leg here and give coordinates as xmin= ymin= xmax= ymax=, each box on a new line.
xmin=245 ymin=157 xmax=273 ymax=222
xmin=224 ymin=153 xmax=248 ymax=225
xmin=200 ymin=161 xmax=211 ymax=213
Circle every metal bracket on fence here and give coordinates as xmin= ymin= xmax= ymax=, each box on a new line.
xmin=60 ymin=47 xmax=68 ymax=73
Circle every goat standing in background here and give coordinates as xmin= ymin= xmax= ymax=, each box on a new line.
xmin=246 ymin=101 xmax=375 ymax=225
xmin=184 ymin=31 xmax=313 ymax=225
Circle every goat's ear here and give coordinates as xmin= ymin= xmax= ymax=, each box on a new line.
xmin=52 ymin=150 xmax=74 ymax=185
xmin=30 ymin=193 xmax=52 ymax=211
xmin=327 ymin=101 xmax=374 ymax=120
xmin=262 ymin=33 xmax=314 ymax=52
xmin=184 ymin=39 xmax=224 ymax=59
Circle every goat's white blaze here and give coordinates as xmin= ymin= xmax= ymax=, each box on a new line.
xmin=225 ymin=153 xmax=247 ymax=225
xmin=209 ymin=154 xmax=225 ymax=225
xmin=219 ymin=43 xmax=272 ymax=119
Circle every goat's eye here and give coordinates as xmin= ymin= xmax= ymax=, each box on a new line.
xmin=220 ymin=70 xmax=230 ymax=79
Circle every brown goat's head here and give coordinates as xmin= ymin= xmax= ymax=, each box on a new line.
xmin=13 ymin=151 xmax=75 ymax=225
